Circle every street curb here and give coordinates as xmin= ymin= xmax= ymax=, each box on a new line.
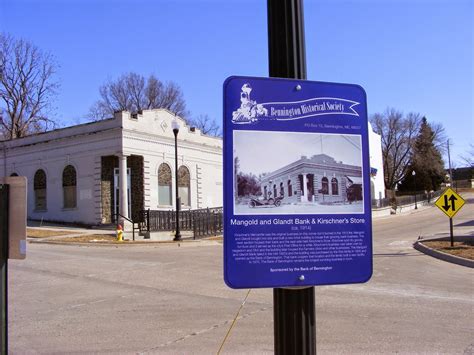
xmin=413 ymin=237 xmax=474 ymax=268
xmin=28 ymin=237 xmax=222 ymax=247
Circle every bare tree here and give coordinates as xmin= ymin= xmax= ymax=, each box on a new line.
xmin=430 ymin=121 xmax=448 ymax=153
xmin=0 ymin=33 xmax=59 ymax=139
xmin=459 ymin=144 xmax=474 ymax=167
xmin=89 ymin=72 xmax=187 ymax=120
xmin=187 ymin=114 xmax=221 ymax=137
xmin=370 ymin=108 xmax=421 ymax=192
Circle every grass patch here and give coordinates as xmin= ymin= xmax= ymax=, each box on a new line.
xmin=423 ymin=240 xmax=474 ymax=260
xmin=203 ymin=235 xmax=223 ymax=242
xmin=27 ymin=228 xmax=77 ymax=238
xmin=54 ymin=234 xmax=120 ymax=243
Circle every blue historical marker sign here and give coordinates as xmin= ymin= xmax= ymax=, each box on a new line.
xmin=223 ymin=76 xmax=373 ymax=289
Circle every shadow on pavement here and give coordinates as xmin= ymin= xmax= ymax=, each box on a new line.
xmin=454 ymin=219 xmax=474 ymax=227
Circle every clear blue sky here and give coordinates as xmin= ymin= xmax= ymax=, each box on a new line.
xmin=1 ymin=0 xmax=472 ymax=165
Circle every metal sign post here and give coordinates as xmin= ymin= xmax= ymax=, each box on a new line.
xmin=449 ymin=217 xmax=454 ymax=247
xmin=0 ymin=184 xmax=9 ymax=354
xmin=267 ymin=1 xmax=315 ymax=354
xmin=435 ymin=188 xmax=466 ymax=247
xmin=223 ymin=2 xmax=373 ymax=355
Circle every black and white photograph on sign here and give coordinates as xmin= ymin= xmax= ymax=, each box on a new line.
xmin=233 ymin=130 xmax=364 ymax=215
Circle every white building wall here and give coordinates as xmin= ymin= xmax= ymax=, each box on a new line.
xmin=119 ymin=110 xmax=222 ymax=211
xmin=368 ymin=122 xmax=385 ymax=199
xmin=0 ymin=120 xmax=122 ymax=224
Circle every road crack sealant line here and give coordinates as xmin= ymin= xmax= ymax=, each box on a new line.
xmin=31 ymin=292 xmax=143 ymax=316
xmin=10 ymin=293 xmax=143 ymax=322
xmin=217 ymin=289 xmax=252 ymax=355
xmin=140 ymin=307 xmax=270 ymax=353
xmin=139 ymin=303 xmax=270 ymax=354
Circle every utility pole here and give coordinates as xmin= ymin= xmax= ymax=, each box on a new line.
xmin=268 ymin=1 xmax=316 ymax=354
xmin=447 ymin=139 xmax=455 ymax=191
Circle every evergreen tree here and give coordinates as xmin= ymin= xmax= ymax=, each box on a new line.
xmin=399 ymin=117 xmax=445 ymax=192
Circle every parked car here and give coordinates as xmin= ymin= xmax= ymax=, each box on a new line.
xmin=248 ymin=195 xmax=283 ymax=208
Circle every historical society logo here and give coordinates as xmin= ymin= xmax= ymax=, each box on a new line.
xmin=231 ymin=83 xmax=361 ymax=124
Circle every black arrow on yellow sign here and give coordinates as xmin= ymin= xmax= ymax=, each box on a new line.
xmin=442 ymin=194 xmax=457 ymax=211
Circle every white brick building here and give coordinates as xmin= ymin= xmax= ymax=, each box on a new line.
xmin=0 ymin=109 xmax=223 ymax=225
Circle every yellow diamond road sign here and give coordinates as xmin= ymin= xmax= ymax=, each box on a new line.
xmin=435 ymin=188 xmax=466 ymax=218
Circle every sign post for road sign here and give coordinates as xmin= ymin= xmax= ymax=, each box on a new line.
xmin=435 ymin=188 xmax=466 ymax=247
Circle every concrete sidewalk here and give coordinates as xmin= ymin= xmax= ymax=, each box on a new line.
xmin=27 ymin=221 xmax=213 ymax=244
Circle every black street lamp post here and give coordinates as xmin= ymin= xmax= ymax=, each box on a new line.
xmin=172 ymin=120 xmax=182 ymax=241
xmin=412 ymin=170 xmax=417 ymax=209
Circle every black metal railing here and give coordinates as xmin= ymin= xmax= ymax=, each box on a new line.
xmin=192 ymin=207 xmax=223 ymax=239
xmin=140 ymin=209 xmax=175 ymax=232
xmin=371 ymin=190 xmax=443 ymax=209
xmin=113 ymin=213 xmax=138 ymax=241
xmin=141 ymin=207 xmax=223 ymax=239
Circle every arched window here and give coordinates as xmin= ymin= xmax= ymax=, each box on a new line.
xmin=287 ymin=180 xmax=292 ymax=197
xmin=321 ymin=177 xmax=329 ymax=195
xmin=178 ymin=166 xmax=191 ymax=206
xmin=10 ymin=173 xmax=18 ymax=177
xmin=280 ymin=182 xmax=284 ymax=197
xmin=331 ymin=177 xmax=338 ymax=195
xmin=63 ymin=165 xmax=77 ymax=208
xmin=158 ymin=163 xmax=172 ymax=206
xmin=34 ymin=169 xmax=47 ymax=210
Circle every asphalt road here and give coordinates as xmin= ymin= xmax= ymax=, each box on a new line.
xmin=8 ymin=195 xmax=474 ymax=354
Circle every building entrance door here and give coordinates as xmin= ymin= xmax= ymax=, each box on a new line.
xmin=113 ymin=168 xmax=131 ymax=220
xmin=307 ymin=174 xmax=314 ymax=202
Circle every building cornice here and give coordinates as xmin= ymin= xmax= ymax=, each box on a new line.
xmin=122 ymin=131 xmax=222 ymax=155
xmin=1 ymin=128 xmax=122 ymax=157
xmin=262 ymin=160 xmax=361 ymax=182
xmin=0 ymin=126 xmax=121 ymax=151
